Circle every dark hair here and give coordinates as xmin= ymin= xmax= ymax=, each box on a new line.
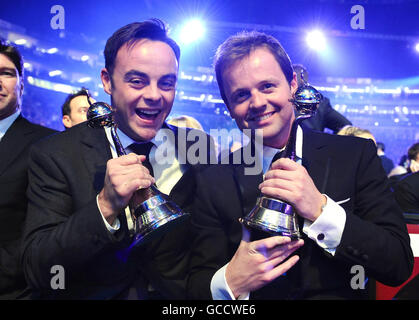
xmin=292 ymin=64 xmax=309 ymax=86
xmin=376 ymin=142 xmax=385 ymax=151
xmin=0 ymin=40 xmax=24 ymax=78
xmin=214 ymin=31 xmax=294 ymax=105
xmin=407 ymin=142 xmax=419 ymax=161
xmin=62 ymin=88 xmax=91 ymax=116
xmin=104 ymin=19 xmax=180 ymax=77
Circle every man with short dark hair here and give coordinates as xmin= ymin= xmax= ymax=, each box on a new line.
xmin=0 ymin=41 xmax=55 ymax=299
xmin=22 ymin=19 xmax=213 ymax=299
xmin=61 ymin=88 xmax=95 ymax=129
xmin=187 ymin=31 xmax=413 ymax=300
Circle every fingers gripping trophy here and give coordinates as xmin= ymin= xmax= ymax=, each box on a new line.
xmin=86 ymin=101 xmax=190 ymax=248
xmin=240 ymin=72 xmax=323 ymax=239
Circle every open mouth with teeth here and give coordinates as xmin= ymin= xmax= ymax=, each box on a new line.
xmin=135 ymin=109 xmax=162 ymax=121
xmin=248 ymin=111 xmax=276 ymax=122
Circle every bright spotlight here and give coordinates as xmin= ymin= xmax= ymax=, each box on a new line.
xmin=178 ymin=19 xmax=205 ymax=45
xmin=306 ymin=30 xmax=326 ymax=51
xmin=415 ymin=43 xmax=419 ymax=53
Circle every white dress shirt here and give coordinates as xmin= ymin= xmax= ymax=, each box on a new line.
xmin=211 ymin=126 xmax=347 ymax=300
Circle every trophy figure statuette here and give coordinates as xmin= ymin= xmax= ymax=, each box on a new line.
xmin=86 ymin=101 xmax=190 ymax=247
xmin=239 ymin=72 xmax=323 ymax=239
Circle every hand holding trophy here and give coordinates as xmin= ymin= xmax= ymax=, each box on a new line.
xmin=86 ymin=101 xmax=190 ymax=248
xmin=240 ymin=72 xmax=323 ymax=239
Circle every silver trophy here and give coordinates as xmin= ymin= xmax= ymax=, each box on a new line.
xmin=87 ymin=102 xmax=190 ymax=247
xmin=240 ymin=73 xmax=322 ymax=239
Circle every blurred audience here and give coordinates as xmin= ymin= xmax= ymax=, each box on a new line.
xmin=389 ymin=154 xmax=409 ymax=177
xmin=167 ymin=115 xmax=204 ymax=130
xmin=389 ymin=142 xmax=419 ymax=189
xmin=337 ymin=125 xmax=376 ymax=144
xmin=376 ymin=142 xmax=395 ymax=175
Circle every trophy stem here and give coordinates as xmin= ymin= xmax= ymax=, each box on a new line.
xmin=240 ymin=82 xmax=322 ymax=239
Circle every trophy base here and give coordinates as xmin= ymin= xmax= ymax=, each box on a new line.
xmin=129 ymin=193 xmax=191 ymax=247
xmin=131 ymin=211 xmax=190 ymax=248
xmin=239 ymin=196 xmax=301 ymax=240
xmin=240 ymin=216 xmax=301 ymax=240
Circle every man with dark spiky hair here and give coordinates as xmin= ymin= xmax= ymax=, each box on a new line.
xmin=0 ymin=41 xmax=55 ymax=299
xmin=22 ymin=19 xmax=214 ymax=299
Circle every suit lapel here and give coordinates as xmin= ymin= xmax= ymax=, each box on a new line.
xmin=230 ymin=145 xmax=264 ymax=217
xmin=302 ymin=129 xmax=331 ymax=194
xmin=0 ymin=116 xmax=35 ymax=176
xmin=79 ymin=125 xmax=112 ymax=194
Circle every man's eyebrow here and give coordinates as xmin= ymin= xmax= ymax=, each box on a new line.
xmin=0 ymin=67 xmax=17 ymax=74
xmin=159 ymin=73 xmax=177 ymax=81
xmin=124 ymin=70 xmax=148 ymax=80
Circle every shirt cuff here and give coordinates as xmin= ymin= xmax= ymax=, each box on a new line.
xmin=96 ymin=195 xmax=120 ymax=234
xmin=302 ymin=194 xmax=346 ymax=255
xmin=210 ymin=263 xmax=250 ymax=300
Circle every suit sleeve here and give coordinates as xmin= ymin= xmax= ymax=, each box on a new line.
xmin=393 ymin=174 xmax=419 ymax=213
xmin=187 ymin=165 xmax=242 ymax=299
xmin=322 ymin=98 xmax=352 ymax=133
xmin=335 ymin=139 xmax=413 ymax=286
xmin=22 ymin=143 xmax=127 ymax=290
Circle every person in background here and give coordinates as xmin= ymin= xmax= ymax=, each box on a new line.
xmin=61 ymin=88 xmax=95 ymax=129
xmin=376 ymin=142 xmax=395 ymax=175
xmin=167 ymin=115 xmax=204 ymax=130
xmin=389 ymin=142 xmax=419 ymax=190
xmin=0 ymin=41 xmax=56 ymax=299
xmin=293 ymin=64 xmax=352 ymax=134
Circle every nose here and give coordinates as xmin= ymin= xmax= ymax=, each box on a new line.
xmin=143 ymin=83 xmax=162 ymax=105
xmin=249 ymin=90 xmax=267 ymax=110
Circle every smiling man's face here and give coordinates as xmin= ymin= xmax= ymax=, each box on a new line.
xmin=223 ymin=47 xmax=298 ymax=149
xmin=0 ymin=53 xmax=23 ymax=120
xmin=101 ymin=39 xmax=178 ymax=142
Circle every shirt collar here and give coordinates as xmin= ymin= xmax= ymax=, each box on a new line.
xmin=0 ymin=110 xmax=20 ymax=141
xmin=257 ymin=125 xmax=303 ymax=173
xmin=104 ymin=124 xmax=169 ymax=154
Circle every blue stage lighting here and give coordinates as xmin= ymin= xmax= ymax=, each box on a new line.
xmin=178 ymin=19 xmax=205 ymax=45
xmin=415 ymin=43 xmax=419 ymax=53
xmin=306 ymin=30 xmax=326 ymax=51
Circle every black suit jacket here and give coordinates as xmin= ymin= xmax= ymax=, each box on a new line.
xmin=394 ymin=172 xmax=419 ymax=213
xmin=0 ymin=115 xmax=55 ymax=299
xmin=187 ymin=129 xmax=413 ymax=299
xmin=300 ymin=97 xmax=352 ymax=133
xmin=22 ymin=122 xmax=212 ymax=299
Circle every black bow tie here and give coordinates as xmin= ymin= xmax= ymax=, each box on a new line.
xmin=128 ymin=142 xmax=154 ymax=177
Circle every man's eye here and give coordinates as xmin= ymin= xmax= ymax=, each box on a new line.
xmin=234 ymin=91 xmax=249 ymax=102
xmin=129 ymin=78 xmax=146 ymax=86
xmin=159 ymin=80 xmax=176 ymax=90
xmin=262 ymin=83 xmax=274 ymax=90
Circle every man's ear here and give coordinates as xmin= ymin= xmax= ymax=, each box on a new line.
xmin=101 ymin=68 xmax=112 ymax=95
xmin=62 ymin=115 xmax=71 ymax=129
xmin=290 ymin=72 xmax=298 ymax=96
